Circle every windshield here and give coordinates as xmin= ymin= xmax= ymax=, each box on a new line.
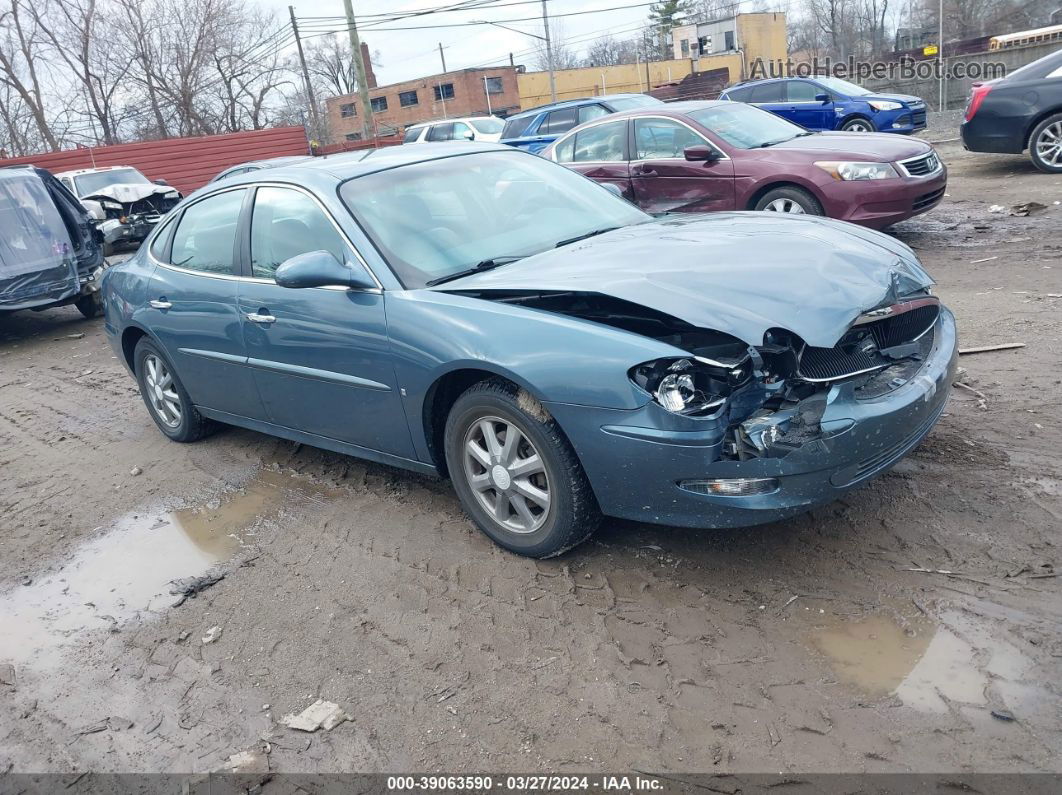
xmin=606 ymin=95 xmax=664 ymax=111
xmin=813 ymin=77 xmax=871 ymax=96
xmin=688 ymin=103 xmax=807 ymax=148
xmin=73 ymin=168 xmax=151 ymax=195
xmin=340 ymin=150 xmax=648 ymax=288
xmin=469 ymin=117 xmax=504 ymax=134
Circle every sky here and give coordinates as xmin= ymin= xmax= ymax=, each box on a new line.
xmin=260 ymin=0 xmax=680 ymax=86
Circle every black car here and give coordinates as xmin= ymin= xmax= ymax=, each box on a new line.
xmin=961 ymin=47 xmax=1062 ymax=173
xmin=0 ymin=165 xmax=106 ymax=317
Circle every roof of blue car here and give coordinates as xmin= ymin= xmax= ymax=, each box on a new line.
xmin=505 ymin=93 xmax=650 ymax=119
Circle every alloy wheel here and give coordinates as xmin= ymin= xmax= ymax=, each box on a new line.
xmin=764 ymin=198 xmax=806 ymax=214
xmin=462 ymin=416 xmax=551 ymax=534
xmin=1036 ymin=122 xmax=1062 ymax=167
xmin=143 ymin=354 xmax=182 ymax=428
xmin=845 ymin=121 xmax=871 ymax=132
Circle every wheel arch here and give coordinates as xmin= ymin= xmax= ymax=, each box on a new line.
xmin=745 ymin=179 xmax=827 ymax=211
xmin=120 ymin=323 xmax=153 ymax=372
xmin=1025 ymin=106 xmax=1062 ymax=152
xmin=838 ymin=113 xmax=874 ymax=131
xmin=421 ymin=365 xmax=555 ymax=477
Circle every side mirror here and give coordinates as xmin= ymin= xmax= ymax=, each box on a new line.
xmin=459 ymin=129 xmax=475 ymax=141
xmin=684 ymin=145 xmax=721 ymax=162
xmin=153 ymin=178 xmax=170 ymax=186
xmin=815 ymin=93 xmax=830 ymax=103
xmin=274 ymin=250 xmax=376 ymax=290
xmin=600 ymin=183 xmax=624 ymax=198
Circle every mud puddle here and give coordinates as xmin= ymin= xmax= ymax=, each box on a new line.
xmin=807 ymin=608 xmax=1044 ymax=715
xmin=0 ymin=469 xmax=337 ymax=669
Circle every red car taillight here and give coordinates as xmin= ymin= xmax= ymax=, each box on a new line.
xmin=965 ymin=82 xmax=993 ymax=122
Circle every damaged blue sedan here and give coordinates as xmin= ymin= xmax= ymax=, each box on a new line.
xmin=102 ymin=143 xmax=957 ymax=558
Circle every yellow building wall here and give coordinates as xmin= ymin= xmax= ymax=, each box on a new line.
xmin=736 ymin=12 xmax=788 ymax=78
xmin=518 ymin=59 xmax=696 ymax=110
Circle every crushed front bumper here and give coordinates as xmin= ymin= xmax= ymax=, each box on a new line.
xmin=545 ymin=308 xmax=957 ymax=529
xmin=99 ymin=214 xmax=160 ymax=245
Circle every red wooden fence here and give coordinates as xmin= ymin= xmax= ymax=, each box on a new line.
xmin=0 ymin=126 xmax=310 ymax=196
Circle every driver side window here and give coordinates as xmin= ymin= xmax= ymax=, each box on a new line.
xmin=633 ymin=118 xmax=708 ymax=160
xmin=249 ymin=187 xmax=349 ymax=280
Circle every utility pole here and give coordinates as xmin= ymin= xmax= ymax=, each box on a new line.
xmin=341 ymin=0 xmax=373 ymax=140
xmin=937 ymin=0 xmax=945 ymax=111
xmin=438 ymin=42 xmax=447 ymax=72
xmin=540 ymin=0 xmax=557 ymax=102
xmin=483 ymin=76 xmax=493 ymax=115
xmin=289 ymin=6 xmax=322 ymax=140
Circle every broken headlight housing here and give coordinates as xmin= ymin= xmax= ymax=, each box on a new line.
xmin=630 ymin=353 xmax=752 ymax=417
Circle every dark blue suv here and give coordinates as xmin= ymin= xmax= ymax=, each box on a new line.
xmin=720 ymin=77 xmax=927 ymax=134
xmin=500 ymin=94 xmax=664 ymax=153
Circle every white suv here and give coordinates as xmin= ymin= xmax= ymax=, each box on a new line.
xmin=402 ymin=116 xmax=504 ymax=144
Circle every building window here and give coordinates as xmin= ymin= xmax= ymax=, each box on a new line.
xmin=724 ymin=30 xmax=735 ymax=50
xmin=370 ymin=96 xmax=388 ymax=113
xmin=345 ymin=132 xmax=362 ymax=141
xmin=399 ymin=90 xmax=419 ymax=107
xmin=484 ymin=76 xmax=503 ymax=94
xmin=680 ymin=39 xmax=689 ymax=56
xmin=339 ymin=103 xmax=356 ymax=118
xmin=434 ymin=83 xmax=455 ymax=101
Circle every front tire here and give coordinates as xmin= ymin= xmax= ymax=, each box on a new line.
xmin=754 ymin=186 xmax=824 ymax=216
xmin=841 ymin=117 xmax=875 ymax=132
xmin=443 ymin=378 xmax=600 ymax=558
xmin=133 ymin=338 xmax=213 ymax=442
xmin=1029 ymin=113 xmax=1062 ymax=174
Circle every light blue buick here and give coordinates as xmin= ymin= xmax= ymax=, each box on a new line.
xmin=102 ymin=143 xmax=956 ymax=557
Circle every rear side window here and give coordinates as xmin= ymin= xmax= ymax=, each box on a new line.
xmin=149 ymin=217 xmax=177 ymax=261
xmin=250 ymin=187 xmax=348 ymax=280
xmin=428 ymin=123 xmax=454 ymax=142
xmin=724 ymin=86 xmax=752 ymax=101
xmin=543 ymin=107 xmax=579 ymax=134
xmin=403 ymin=127 xmax=423 ymax=143
xmin=501 ymin=115 xmax=535 ymax=139
xmin=169 ymin=189 xmax=245 ymax=275
xmin=749 ymin=82 xmax=785 ymax=103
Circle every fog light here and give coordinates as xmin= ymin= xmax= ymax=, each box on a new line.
xmin=679 ymin=477 xmax=780 ymax=496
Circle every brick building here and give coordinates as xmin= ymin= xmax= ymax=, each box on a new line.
xmin=325 ymin=67 xmax=522 ymax=141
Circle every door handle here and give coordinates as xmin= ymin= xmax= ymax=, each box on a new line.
xmin=636 ymin=167 xmax=658 ymax=176
xmin=149 ymin=299 xmax=172 ymax=310
xmin=245 ymin=311 xmax=276 ymax=325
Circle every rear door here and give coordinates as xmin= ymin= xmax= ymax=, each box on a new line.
xmin=427 ymin=123 xmax=454 ymax=142
xmin=785 ymin=80 xmax=832 ymax=129
xmin=146 ymin=187 xmax=263 ymax=418
xmin=553 ymin=118 xmax=631 ymax=197
xmin=235 ymin=185 xmax=413 ymax=457
xmin=629 ymin=117 xmax=735 ymax=214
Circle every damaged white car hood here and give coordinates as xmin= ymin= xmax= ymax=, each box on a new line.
xmin=440 ymin=213 xmax=935 ymax=348
xmin=82 ymin=183 xmax=175 ymax=205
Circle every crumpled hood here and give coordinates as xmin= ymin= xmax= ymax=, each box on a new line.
xmin=82 ymin=183 xmax=175 ymax=205
xmin=438 ymin=213 xmax=934 ymax=348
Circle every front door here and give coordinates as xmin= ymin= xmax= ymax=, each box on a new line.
xmin=629 ymin=117 xmax=735 ymax=214
xmin=784 ymin=81 xmax=833 ymax=130
xmin=146 ymin=187 xmax=262 ymax=417
xmin=236 ymin=185 xmax=414 ymax=458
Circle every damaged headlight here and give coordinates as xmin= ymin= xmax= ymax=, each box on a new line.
xmin=630 ymin=354 xmax=752 ymax=417
xmin=815 ymin=161 xmax=899 ymax=181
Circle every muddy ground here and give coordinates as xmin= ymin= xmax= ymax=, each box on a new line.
xmin=0 ymin=140 xmax=1060 ymax=776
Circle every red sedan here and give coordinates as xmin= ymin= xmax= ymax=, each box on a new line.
xmin=543 ymin=101 xmax=946 ymax=229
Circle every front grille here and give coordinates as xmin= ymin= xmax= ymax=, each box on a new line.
xmin=912 ymin=110 xmax=927 ymax=126
xmin=895 ymin=114 xmax=912 ymax=126
xmin=128 ymin=195 xmax=178 ymax=215
xmin=797 ymin=302 xmax=940 ymax=382
xmin=913 ymin=187 xmax=946 ymax=212
xmin=899 ymin=152 xmax=940 ymax=177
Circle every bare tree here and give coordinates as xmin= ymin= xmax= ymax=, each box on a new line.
xmin=531 ymin=23 xmax=582 ymax=71
xmin=583 ymin=33 xmax=642 ymax=66
xmin=0 ymin=0 xmax=58 ymax=150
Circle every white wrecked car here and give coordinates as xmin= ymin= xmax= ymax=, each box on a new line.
xmin=55 ymin=166 xmax=181 ymax=255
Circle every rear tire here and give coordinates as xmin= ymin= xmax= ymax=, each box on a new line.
xmin=102 ymin=241 xmax=115 ymax=258
xmin=133 ymin=338 xmax=213 ymax=442
xmin=841 ymin=117 xmax=875 ymax=132
xmin=75 ymin=291 xmax=102 ymax=319
xmin=443 ymin=378 xmax=600 ymax=558
xmin=753 ymin=186 xmax=824 ymax=216
xmin=1029 ymin=113 xmax=1062 ymax=174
